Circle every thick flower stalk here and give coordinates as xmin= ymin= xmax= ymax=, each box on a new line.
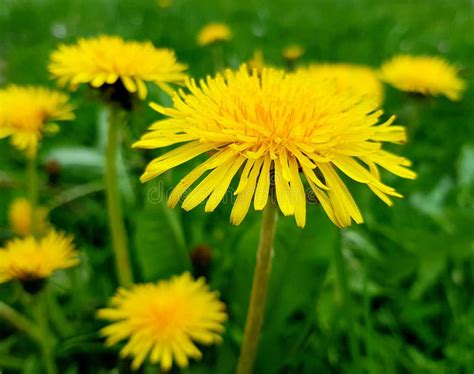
xmin=98 ymin=273 xmax=227 ymax=371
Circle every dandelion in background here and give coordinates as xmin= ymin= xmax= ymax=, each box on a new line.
xmin=0 ymin=85 xmax=73 ymax=238
xmin=98 ymin=272 xmax=227 ymax=371
xmin=247 ymin=49 xmax=266 ymax=74
xmin=49 ymin=35 xmax=187 ymax=107
xmin=0 ymin=230 xmax=78 ymax=290
xmin=197 ymin=23 xmax=232 ymax=72
xmin=0 ymin=85 xmax=74 ymax=158
xmin=297 ymin=63 xmax=384 ymax=106
xmin=380 ymin=55 xmax=465 ymax=101
xmin=157 ymin=0 xmax=172 ymax=8
xmin=197 ymin=23 xmax=232 ymax=46
xmin=135 ymin=65 xmax=415 ymax=228
xmin=9 ymin=198 xmax=49 ymax=237
xmin=282 ymin=44 xmax=304 ymax=70
xmin=49 ymin=35 xmax=187 ymax=287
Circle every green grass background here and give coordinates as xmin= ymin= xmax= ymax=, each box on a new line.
xmin=0 ymin=0 xmax=473 ymax=373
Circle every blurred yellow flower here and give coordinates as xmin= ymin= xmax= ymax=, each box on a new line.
xmin=49 ymin=35 xmax=187 ymax=99
xmin=298 ymin=63 xmax=384 ymax=106
xmin=134 ymin=66 xmax=415 ymax=228
xmin=98 ymin=273 xmax=227 ymax=371
xmin=157 ymin=0 xmax=172 ymax=8
xmin=9 ymin=198 xmax=49 ymax=237
xmin=247 ymin=49 xmax=266 ymax=74
xmin=197 ymin=23 xmax=232 ymax=46
xmin=282 ymin=44 xmax=304 ymax=61
xmin=380 ymin=55 xmax=465 ymax=101
xmin=0 ymin=230 xmax=79 ymax=284
xmin=0 ymin=86 xmax=74 ymax=157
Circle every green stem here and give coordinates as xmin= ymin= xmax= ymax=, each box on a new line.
xmin=363 ymin=271 xmax=376 ymax=374
xmin=333 ymin=237 xmax=360 ymax=367
xmin=105 ymin=106 xmax=133 ymax=287
xmin=0 ymin=301 xmax=41 ymax=341
xmin=236 ymin=198 xmax=278 ymax=374
xmin=35 ymin=292 xmax=57 ymax=374
xmin=211 ymin=43 xmax=225 ymax=72
xmin=27 ymin=154 xmax=39 ymax=237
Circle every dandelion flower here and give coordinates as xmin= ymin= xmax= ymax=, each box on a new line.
xmin=49 ymin=35 xmax=187 ymax=101
xmin=0 ymin=229 xmax=79 ymax=284
xmin=380 ymin=55 xmax=465 ymax=100
xmin=98 ymin=273 xmax=227 ymax=371
xmin=282 ymin=44 xmax=304 ymax=61
xmin=298 ymin=63 xmax=384 ymax=106
xmin=9 ymin=198 xmax=49 ymax=237
xmin=247 ymin=49 xmax=266 ymax=74
xmin=197 ymin=23 xmax=232 ymax=46
xmin=134 ymin=66 xmax=416 ymax=228
xmin=0 ymin=86 xmax=74 ymax=157
xmin=157 ymin=0 xmax=172 ymax=8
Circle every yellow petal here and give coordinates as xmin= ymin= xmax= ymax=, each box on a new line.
xmin=230 ymin=158 xmax=263 ymax=225
xmin=253 ymin=155 xmax=271 ymax=210
xmin=274 ymin=158 xmax=294 ymax=216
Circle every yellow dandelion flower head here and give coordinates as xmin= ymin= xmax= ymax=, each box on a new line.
xmin=49 ymin=35 xmax=188 ymax=100
xmin=247 ymin=49 xmax=267 ymax=74
xmin=0 ymin=85 xmax=74 ymax=156
xmin=98 ymin=272 xmax=227 ymax=371
xmin=134 ymin=66 xmax=416 ymax=228
xmin=0 ymin=229 xmax=79 ymax=284
xmin=380 ymin=54 xmax=466 ymax=101
xmin=297 ymin=63 xmax=384 ymax=106
xmin=8 ymin=198 xmax=49 ymax=237
xmin=282 ymin=44 xmax=305 ymax=61
xmin=197 ymin=23 xmax=232 ymax=46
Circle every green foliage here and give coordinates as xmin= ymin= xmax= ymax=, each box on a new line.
xmin=1 ymin=0 xmax=473 ymax=373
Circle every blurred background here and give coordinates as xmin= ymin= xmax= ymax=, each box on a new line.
xmin=1 ymin=0 xmax=473 ymax=373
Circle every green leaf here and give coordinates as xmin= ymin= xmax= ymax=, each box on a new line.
xmin=134 ymin=198 xmax=190 ymax=282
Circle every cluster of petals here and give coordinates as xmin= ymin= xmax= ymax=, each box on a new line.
xmin=380 ymin=55 xmax=465 ymax=100
xmin=0 ymin=230 xmax=78 ymax=283
xmin=135 ymin=65 xmax=416 ymax=228
xmin=49 ymin=35 xmax=187 ymax=99
xmin=98 ymin=273 xmax=227 ymax=370
xmin=0 ymin=85 xmax=74 ymax=156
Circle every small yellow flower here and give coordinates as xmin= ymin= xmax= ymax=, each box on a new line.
xmin=8 ymin=198 xmax=49 ymax=237
xmin=380 ymin=55 xmax=465 ymax=100
xmin=247 ymin=49 xmax=266 ymax=74
xmin=134 ymin=66 xmax=416 ymax=228
xmin=197 ymin=23 xmax=232 ymax=46
xmin=0 ymin=86 xmax=74 ymax=157
xmin=49 ymin=35 xmax=187 ymax=100
xmin=282 ymin=44 xmax=304 ymax=61
xmin=157 ymin=0 xmax=172 ymax=8
xmin=298 ymin=63 xmax=384 ymax=106
xmin=0 ymin=229 xmax=79 ymax=284
xmin=98 ymin=273 xmax=227 ymax=371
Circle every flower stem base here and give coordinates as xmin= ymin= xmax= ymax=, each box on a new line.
xmin=237 ymin=198 xmax=278 ymax=374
